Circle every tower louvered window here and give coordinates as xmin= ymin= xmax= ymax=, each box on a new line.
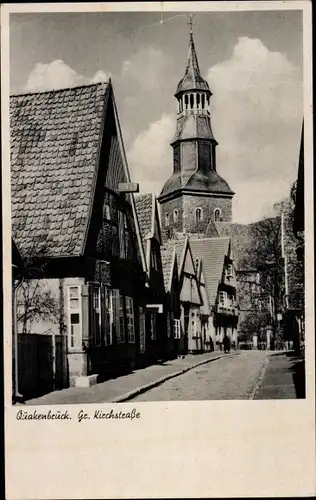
xmin=199 ymin=140 xmax=211 ymax=173
xmin=173 ymin=144 xmax=180 ymax=172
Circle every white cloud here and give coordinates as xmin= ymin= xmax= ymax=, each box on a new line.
xmin=89 ymin=70 xmax=108 ymax=84
xmin=207 ymin=37 xmax=302 ymax=222
xmin=232 ymin=179 xmax=291 ymax=224
xmin=120 ymin=47 xmax=168 ymax=92
xmin=24 ymin=60 xmax=108 ymax=92
xmin=127 ymin=114 xmax=174 ymax=194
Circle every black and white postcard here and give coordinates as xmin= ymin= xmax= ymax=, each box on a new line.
xmin=2 ymin=1 xmax=315 ymax=498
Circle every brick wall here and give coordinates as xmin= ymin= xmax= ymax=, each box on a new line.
xmin=160 ymin=193 xmax=232 ymax=240
xmin=160 ymin=196 xmax=184 ymax=239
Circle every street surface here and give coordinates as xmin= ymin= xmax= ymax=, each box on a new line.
xmin=131 ymin=351 xmax=269 ymax=401
xmin=22 ymin=350 xmax=301 ymax=405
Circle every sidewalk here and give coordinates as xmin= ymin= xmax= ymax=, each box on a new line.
xmin=22 ymin=350 xmax=237 ymax=405
xmin=254 ymin=351 xmax=305 ymax=399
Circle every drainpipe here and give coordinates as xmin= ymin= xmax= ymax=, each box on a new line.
xmin=12 ymin=278 xmax=23 ymax=402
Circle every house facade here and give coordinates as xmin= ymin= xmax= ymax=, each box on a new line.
xmin=190 ymin=237 xmax=239 ymax=350
xmin=11 ymin=81 xmax=150 ymax=388
xmin=135 ymin=193 xmax=167 ymax=364
xmin=161 ymin=245 xmax=181 ymax=359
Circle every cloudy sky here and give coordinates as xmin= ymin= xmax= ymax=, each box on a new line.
xmin=10 ymin=9 xmax=303 ymax=223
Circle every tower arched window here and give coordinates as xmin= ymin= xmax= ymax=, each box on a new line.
xmin=196 ymin=207 xmax=203 ymax=223
xmin=190 ymin=94 xmax=194 ymax=109
xmin=214 ymin=208 xmax=221 ymax=222
xmin=165 ymin=213 xmax=170 ymax=227
xmin=207 ymin=95 xmax=210 ymax=106
xmin=184 ymin=94 xmax=189 ymax=109
xmin=201 ymin=94 xmax=205 ymax=109
xmin=173 ymin=209 xmax=178 ymax=223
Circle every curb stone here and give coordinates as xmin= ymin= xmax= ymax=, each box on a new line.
xmin=248 ymin=355 xmax=270 ymax=400
xmin=111 ymin=352 xmax=240 ymax=403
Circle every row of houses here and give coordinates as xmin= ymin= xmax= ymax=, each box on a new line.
xmin=11 ymin=80 xmax=238 ymax=398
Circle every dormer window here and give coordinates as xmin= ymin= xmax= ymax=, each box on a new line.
xmin=214 ymin=208 xmax=221 ymax=222
xmin=226 ymin=264 xmax=233 ymax=278
xmin=196 ymin=207 xmax=203 ymax=223
xmin=165 ymin=213 xmax=170 ymax=226
xmin=173 ymin=209 xmax=178 ymax=223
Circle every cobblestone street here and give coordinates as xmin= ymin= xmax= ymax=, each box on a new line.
xmin=21 ymin=350 xmax=302 ymax=405
xmin=131 ymin=351 xmax=270 ymax=401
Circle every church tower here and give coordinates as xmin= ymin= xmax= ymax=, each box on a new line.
xmin=158 ymin=20 xmax=234 ymax=240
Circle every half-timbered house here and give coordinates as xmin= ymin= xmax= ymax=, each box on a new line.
xmin=135 ymin=193 xmax=166 ymax=364
xmin=164 ymin=237 xmax=202 ymax=354
xmin=161 ymin=244 xmax=181 ymax=359
xmin=11 ymin=80 xmax=149 ymax=389
xmin=190 ymin=237 xmax=239 ymax=350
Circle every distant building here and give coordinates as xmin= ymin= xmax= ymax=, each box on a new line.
xmin=190 ymin=237 xmax=238 ymax=348
xmin=10 ymin=80 xmax=149 ymax=388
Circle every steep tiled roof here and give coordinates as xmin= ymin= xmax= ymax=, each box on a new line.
xmin=161 ymin=242 xmax=175 ymax=291
xmin=174 ymin=239 xmax=187 ymax=272
xmin=189 ymin=237 xmax=230 ymax=305
xmin=160 ymin=169 xmax=234 ymax=198
xmin=10 ymin=82 xmax=109 ymax=258
xmin=134 ymin=193 xmax=153 ymax=241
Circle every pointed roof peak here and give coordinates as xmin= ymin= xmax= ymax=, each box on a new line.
xmin=175 ymin=21 xmax=211 ymax=97
xmin=187 ymin=30 xmax=201 ymax=82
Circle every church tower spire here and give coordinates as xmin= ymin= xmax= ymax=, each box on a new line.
xmin=158 ymin=17 xmax=234 ymax=240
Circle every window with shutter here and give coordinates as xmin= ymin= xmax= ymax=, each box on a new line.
xmin=111 ymin=289 xmax=121 ymax=344
xmin=139 ymin=308 xmax=146 ymax=353
xmin=126 ymin=297 xmax=135 ymax=343
xmin=105 ymin=288 xmax=113 ymax=345
xmin=173 ymin=318 xmax=181 ymax=339
xmin=118 ymin=211 xmax=125 ymax=259
xmin=119 ymin=294 xmax=125 ymax=343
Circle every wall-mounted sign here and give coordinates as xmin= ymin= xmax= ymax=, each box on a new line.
xmin=118 ymin=182 xmax=139 ymax=193
xmin=145 ymin=304 xmax=163 ymax=314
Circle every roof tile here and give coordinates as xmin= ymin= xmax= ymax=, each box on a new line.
xmin=189 ymin=237 xmax=230 ymax=305
xmin=10 ymin=82 xmax=109 ymax=258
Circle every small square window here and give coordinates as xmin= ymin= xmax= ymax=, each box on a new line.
xmin=70 ymin=313 xmax=80 ymax=324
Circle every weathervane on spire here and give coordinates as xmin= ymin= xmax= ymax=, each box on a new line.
xmin=188 ymin=12 xmax=195 ymax=35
